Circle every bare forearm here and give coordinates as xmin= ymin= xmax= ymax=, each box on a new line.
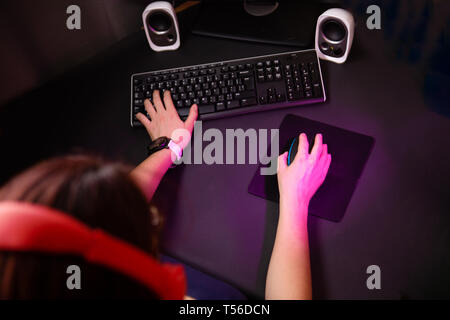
xmin=130 ymin=149 xmax=172 ymax=201
xmin=265 ymin=199 xmax=312 ymax=300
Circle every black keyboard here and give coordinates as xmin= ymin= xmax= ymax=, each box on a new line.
xmin=130 ymin=49 xmax=326 ymax=127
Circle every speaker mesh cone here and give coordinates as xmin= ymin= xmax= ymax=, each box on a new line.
xmin=322 ymin=20 xmax=346 ymax=42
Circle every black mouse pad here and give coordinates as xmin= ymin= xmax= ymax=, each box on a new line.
xmin=248 ymin=114 xmax=375 ymax=222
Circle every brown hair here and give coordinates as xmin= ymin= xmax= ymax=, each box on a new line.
xmin=0 ymin=155 xmax=161 ymax=299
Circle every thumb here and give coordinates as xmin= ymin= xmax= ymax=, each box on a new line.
xmin=184 ymin=104 xmax=198 ymax=134
xmin=277 ymin=152 xmax=288 ymax=173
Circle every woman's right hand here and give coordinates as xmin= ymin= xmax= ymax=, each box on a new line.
xmin=277 ymin=133 xmax=331 ymax=212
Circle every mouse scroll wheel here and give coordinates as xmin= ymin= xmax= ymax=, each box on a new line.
xmin=148 ymin=12 xmax=172 ymax=32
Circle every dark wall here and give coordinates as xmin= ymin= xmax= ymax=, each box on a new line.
xmin=343 ymin=0 xmax=450 ymax=116
xmin=0 ymin=0 xmax=151 ymax=107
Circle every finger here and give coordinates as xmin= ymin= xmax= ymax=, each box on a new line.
xmin=310 ymin=133 xmax=323 ymax=159
xmin=320 ymin=144 xmax=328 ymax=160
xmin=163 ymin=90 xmax=177 ymax=115
xmin=144 ymin=99 xmax=156 ymax=120
xmin=184 ymin=104 xmax=198 ymax=133
xmin=277 ymin=152 xmax=288 ymax=172
xmin=152 ymin=90 xmax=164 ymax=112
xmin=136 ymin=112 xmax=152 ymax=132
xmin=317 ymin=144 xmax=328 ymax=168
xmin=295 ymin=133 xmax=309 ymax=161
xmin=321 ymin=154 xmax=332 ymax=181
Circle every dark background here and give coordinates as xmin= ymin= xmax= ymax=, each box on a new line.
xmin=0 ymin=0 xmax=449 ymax=299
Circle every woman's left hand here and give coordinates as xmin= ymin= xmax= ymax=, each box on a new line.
xmin=136 ymin=90 xmax=198 ymax=150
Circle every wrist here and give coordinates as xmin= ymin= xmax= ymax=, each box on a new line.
xmin=279 ymin=195 xmax=309 ymax=224
xmin=279 ymin=192 xmax=310 ymax=210
xmin=148 ymin=136 xmax=183 ymax=165
xmin=148 ymin=148 xmax=172 ymax=170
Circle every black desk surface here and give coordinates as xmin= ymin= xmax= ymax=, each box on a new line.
xmin=1 ymin=9 xmax=450 ymax=299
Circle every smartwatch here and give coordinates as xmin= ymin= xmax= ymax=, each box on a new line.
xmin=147 ymin=136 xmax=182 ymax=162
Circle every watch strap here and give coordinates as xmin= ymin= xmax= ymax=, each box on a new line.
xmin=147 ymin=137 xmax=182 ymax=163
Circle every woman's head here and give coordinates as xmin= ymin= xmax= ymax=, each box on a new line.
xmin=0 ymin=155 xmax=161 ymax=298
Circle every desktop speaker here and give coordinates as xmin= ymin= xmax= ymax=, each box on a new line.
xmin=142 ymin=1 xmax=180 ymax=52
xmin=315 ymin=8 xmax=355 ymax=64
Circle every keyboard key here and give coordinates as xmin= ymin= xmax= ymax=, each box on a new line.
xmin=178 ymin=107 xmax=190 ymax=117
xmin=259 ymin=96 xmax=267 ymax=104
xmin=276 ymin=93 xmax=286 ymax=102
xmin=239 ymin=70 xmax=251 ymax=77
xmin=216 ymin=102 xmax=226 ymax=111
xmin=243 ymin=77 xmax=255 ymax=90
xmin=313 ymin=83 xmax=321 ymax=97
xmin=198 ymin=104 xmax=215 ymax=114
xmin=201 ymin=97 xmax=209 ymax=104
xmin=288 ymin=92 xmax=301 ymax=101
xmin=226 ymin=100 xmax=240 ymax=109
xmin=240 ymin=98 xmax=257 ymax=107
xmin=234 ymin=91 xmax=255 ymax=99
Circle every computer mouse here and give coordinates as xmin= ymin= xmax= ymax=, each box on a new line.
xmin=287 ymin=135 xmax=315 ymax=165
